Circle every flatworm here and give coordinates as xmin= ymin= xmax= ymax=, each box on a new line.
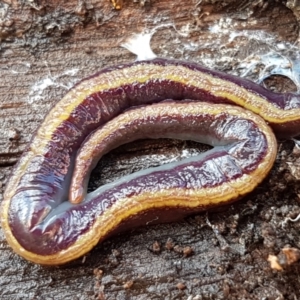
xmin=1 ymin=58 xmax=300 ymax=265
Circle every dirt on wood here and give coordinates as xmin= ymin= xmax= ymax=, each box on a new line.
xmin=1 ymin=1 xmax=300 ymax=299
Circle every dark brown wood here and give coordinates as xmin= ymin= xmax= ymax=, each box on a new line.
xmin=1 ymin=1 xmax=300 ymax=299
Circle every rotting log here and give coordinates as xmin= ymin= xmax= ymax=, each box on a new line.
xmin=1 ymin=1 xmax=300 ymax=299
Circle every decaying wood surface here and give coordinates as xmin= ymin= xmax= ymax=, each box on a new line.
xmin=1 ymin=1 xmax=300 ymax=299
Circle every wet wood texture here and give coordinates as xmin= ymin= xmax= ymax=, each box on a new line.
xmin=1 ymin=0 xmax=300 ymax=299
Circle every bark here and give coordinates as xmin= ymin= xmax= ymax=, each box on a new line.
xmin=1 ymin=0 xmax=300 ymax=299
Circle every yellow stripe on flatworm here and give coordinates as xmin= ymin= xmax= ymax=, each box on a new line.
xmin=2 ymin=62 xmax=289 ymax=200
xmin=2 ymin=170 xmax=273 ymax=265
xmin=71 ymin=102 xmax=275 ymax=204
xmin=43 ymin=63 xmax=300 ymax=135
xmin=2 ymin=103 xmax=277 ymax=265
xmin=17 ymin=64 xmax=300 ymax=148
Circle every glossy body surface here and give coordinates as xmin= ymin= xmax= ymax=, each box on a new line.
xmin=1 ymin=58 xmax=300 ymax=265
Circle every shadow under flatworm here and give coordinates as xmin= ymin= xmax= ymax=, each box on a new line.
xmin=88 ymin=139 xmax=212 ymax=193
